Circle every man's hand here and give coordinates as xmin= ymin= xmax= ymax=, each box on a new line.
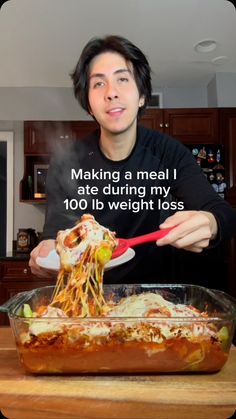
xmin=29 ymin=239 xmax=57 ymax=278
xmin=156 ymin=210 xmax=218 ymax=253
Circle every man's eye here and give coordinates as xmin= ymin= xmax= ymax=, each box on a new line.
xmin=119 ymin=77 xmax=129 ymax=82
xmin=93 ymin=81 xmax=104 ymax=88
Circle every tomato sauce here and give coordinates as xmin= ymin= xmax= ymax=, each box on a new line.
xmin=17 ymin=337 xmax=228 ymax=374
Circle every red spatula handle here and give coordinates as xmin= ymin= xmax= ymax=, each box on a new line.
xmin=125 ymin=226 xmax=174 ymax=248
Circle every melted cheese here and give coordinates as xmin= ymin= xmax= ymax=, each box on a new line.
xmin=107 ymin=292 xmax=203 ymax=318
xmin=56 ymin=214 xmax=117 ymax=270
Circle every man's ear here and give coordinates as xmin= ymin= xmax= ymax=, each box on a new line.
xmin=139 ymin=96 xmax=145 ymax=107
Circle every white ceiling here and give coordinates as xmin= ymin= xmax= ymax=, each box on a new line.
xmin=0 ymin=0 xmax=236 ymax=89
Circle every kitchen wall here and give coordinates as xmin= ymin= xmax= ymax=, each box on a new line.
xmin=159 ymin=86 xmax=208 ymax=108
xmin=0 ymin=87 xmax=90 ymax=121
xmin=215 ymin=73 xmax=236 ymax=107
xmin=207 ymin=73 xmax=236 ymax=107
xmin=207 ymin=76 xmax=218 ymax=107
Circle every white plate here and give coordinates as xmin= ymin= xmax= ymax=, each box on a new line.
xmin=36 ymin=248 xmax=135 ymax=271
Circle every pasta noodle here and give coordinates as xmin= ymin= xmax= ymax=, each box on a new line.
xmin=49 ymin=214 xmax=118 ymax=316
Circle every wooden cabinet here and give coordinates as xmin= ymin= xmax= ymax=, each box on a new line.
xmin=21 ymin=121 xmax=98 ymax=202
xmin=24 ymin=121 xmax=97 ymax=154
xmin=70 ymin=121 xmax=98 ymax=141
xmin=140 ymin=108 xmax=163 ymax=131
xmin=140 ymin=108 xmax=219 ymax=143
xmin=220 ymin=108 xmax=236 ymax=206
xmin=0 ymin=260 xmax=55 ymax=325
xmin=24 ymin=122 xmax=58 ymax=154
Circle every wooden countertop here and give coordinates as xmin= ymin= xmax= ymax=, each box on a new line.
xmin=0 ymin=327 xmax=235 ymax=419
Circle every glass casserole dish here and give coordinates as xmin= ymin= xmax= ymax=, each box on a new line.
xmin=0 ymin=284 xmax=235 ymax=374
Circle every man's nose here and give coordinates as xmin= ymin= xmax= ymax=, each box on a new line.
xmin=105 ymin=83 xmax=119 ymax=101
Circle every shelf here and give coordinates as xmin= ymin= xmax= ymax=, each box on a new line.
xmin=20 ymin=199 xmax=46 ymax=204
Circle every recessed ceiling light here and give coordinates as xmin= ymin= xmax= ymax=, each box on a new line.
xmin=211 ymin=56 xmax=229 ymax=65
xmin=194 ymin=40 xmax=217 ymax=53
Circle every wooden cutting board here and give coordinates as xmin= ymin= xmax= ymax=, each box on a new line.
xmin=0 ymin=327 xmax=235 ymax=419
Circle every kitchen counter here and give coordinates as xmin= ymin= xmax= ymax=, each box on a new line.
xmin=0 ymin=251 xmax=30 ymax=261
xmin=0 ymin=328 xmax=235 ymax=419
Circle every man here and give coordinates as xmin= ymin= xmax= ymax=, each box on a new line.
xmin=29 ymin=35 xmax=236 ymax=283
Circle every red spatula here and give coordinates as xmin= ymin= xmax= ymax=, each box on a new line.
xmin=112 ymin=226 xmax=174 ymax=259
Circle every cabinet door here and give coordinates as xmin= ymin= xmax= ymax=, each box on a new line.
xmin=52 ymin=121 xmax=99 ymax=146
xmin=163 ymin=109 xmax=219 ymax=144
xmin=139 ymin=109 xmax=164 ymax=131
xmin=1 ymin=260 xmax=34 ymax=278
xmin=24 ymin=121 xmax=79 ymax=154
xmin=220 ymin=108 xmax=236 ymax=205
xmin=24 ymin=121 xmax=99 ymax=154
xmin=24 ymin=122 xmax=57 ymax=154
xmin=0 ymin=261 xmax=55 ymax=325
xmin=71 ymin=121 xmax=98 ymax=140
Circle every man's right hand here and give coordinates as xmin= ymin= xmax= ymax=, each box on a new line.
xmin=29 ymin=239 xmax=57 ymax=278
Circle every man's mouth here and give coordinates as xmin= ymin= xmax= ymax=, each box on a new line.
xmin=106 ymin=107 xmax=125 ymax=116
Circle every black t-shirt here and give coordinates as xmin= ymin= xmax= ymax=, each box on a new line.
xmin=42 ymin=125 xmax=236 ymax=283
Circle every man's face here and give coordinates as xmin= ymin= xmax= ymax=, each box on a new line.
xmin=88 ymin=51 xmax=144 ymax=136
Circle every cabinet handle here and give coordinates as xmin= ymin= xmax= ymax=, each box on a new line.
xmin=165 ymin=123 xmax=169 ymax=128
xmin=32 ymin=130 xmax=36 ymax=145
xmin=160 ymin=123 xmax=164 ymax=128
xmin=23 ymin=268 xmax=28 ymax=274
xmin=59 ymin=135 xmax=70 ymax=139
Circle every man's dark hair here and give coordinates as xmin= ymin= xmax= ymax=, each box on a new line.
xmin=70 ymin=35 xmax=152 ymax=117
